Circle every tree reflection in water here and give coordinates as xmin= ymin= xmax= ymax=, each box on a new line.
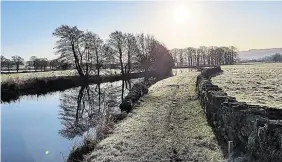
xmin=58 ymin=79 xmax=133 ymax=140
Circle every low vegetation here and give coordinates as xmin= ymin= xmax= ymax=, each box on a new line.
xmin=212 ymin=63 xmax=282 ymax=108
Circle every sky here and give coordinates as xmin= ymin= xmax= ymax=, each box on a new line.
xmin=1 ymin=1 xmax=282 ymax=60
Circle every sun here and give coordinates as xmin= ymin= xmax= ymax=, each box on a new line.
xmin=173 ymin=5 xmax=190 ymax=24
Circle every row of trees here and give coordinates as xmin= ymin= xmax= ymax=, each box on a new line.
xmin=1 ymin=55 xmax=24 ymax=72
xmin=169 ymin=46 xmax=239 ymax=67
xmin=1 ymin=55 xmax=70 ymax=72
xmin=4 ymin=27 xmax=243 ymax=75
xmin=26 ymin=56 xmax=64 ymax=71
xmin=53 ymin=25 xmax=174 ymax=78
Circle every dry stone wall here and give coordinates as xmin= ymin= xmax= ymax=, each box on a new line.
xmin=196 ymin=66 xmax=282 ymax=162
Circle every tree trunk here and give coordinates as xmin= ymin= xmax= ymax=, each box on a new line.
xmin=98 ymin=84 xmax=101 ymax=111
xmin=95 ymin=48 xmax=100 ymax=77
xmin=127 ymin=51 xmax=131 ymax=74
xmin=71 ymin=43 xmax=84 ymax=77
xmin=33 ymin=62 xmax=37 ymax=72
xmin=118 ymin=47 xmax=124 ymax=75
xmin=121 ymin=80 xmax=125 ymax=101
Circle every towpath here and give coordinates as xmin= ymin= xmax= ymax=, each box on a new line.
xmin=85 ymin=71 xmax=223 ymax=162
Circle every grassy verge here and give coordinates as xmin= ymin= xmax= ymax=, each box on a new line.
xmin=68 ymin=119 xmax=116 ymax=162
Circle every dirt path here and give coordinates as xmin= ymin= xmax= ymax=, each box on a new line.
xmin=85 ymin=71 xmax=223 ymax=162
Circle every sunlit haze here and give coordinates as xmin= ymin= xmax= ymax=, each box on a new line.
xmin=2 ymin=1 xmax=282 ymax=60
xmin=173 ymin=4 xmax=190 ymax=24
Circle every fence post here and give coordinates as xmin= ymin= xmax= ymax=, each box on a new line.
xmin=228 ymin=141 xmax=233 ymax=156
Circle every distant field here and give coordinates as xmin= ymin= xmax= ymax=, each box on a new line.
xmin=1 ymin=70 xmax=77 ymax=83
xmin=1 ymin=69 xmax=121 ymax=83
xmin=212 ymin=63 xmax=282 ymax=108
xmin=1 ymin=68 xmax=196 ymax=83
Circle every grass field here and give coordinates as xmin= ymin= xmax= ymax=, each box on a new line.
xmin=212 ymin=63 xmax=282 ymax=108
xmin=1 ymin=70 xmax=77 ymax=83
xmin=1 ymin=69 xmax=121 ymax=83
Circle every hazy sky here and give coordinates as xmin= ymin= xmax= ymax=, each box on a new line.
xmin=2 ymin=1 xmax=282 ymax=60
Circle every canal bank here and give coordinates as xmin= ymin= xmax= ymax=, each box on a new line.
xmin=1 ymin=72 xmax=155 ymax=103
xmin=83 ymin=71 xmax=223 ymax=162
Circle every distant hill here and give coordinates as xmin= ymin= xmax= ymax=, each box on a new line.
xmin=238 ymin=48 xmax=282 ymax=60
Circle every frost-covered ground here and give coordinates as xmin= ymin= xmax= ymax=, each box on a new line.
xmin=1 ymin=69 xmax=121 ymax=83
xmin=212 ymin=63 xmax=282 ymax=108
xmin=85 ymin=71 xmax=223 ymax=162
xmin=1 ymin=68 xmax=192 ymax=83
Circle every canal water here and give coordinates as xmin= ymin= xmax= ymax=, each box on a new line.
xmin=1 ymin=79 xmax=138 ymax=162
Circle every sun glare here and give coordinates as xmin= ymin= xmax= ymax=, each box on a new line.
xmin=173 ymin=5 xmax=190 ymax=24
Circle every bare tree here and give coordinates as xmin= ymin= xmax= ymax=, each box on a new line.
xmin=26 ymin=61 xmax=33 ymax=70
xmin=30 ymin=56 xmax=38 ymax=71
xmin=49 ymin=59 xmax=59 ymax=70
xmin=179 ymin=49 xmax=184 ymax=66
xmin=199 ymin=46 xmax=207 ymax=65
xmin=185 ymin=47 xmax=193 ymax=66
xmin=169 ymin=48 xmax=179 ymax=67
xmin=135 ymin=33 xmax=157 ymax=73
xmin=40 ymin=58 xmax=48 ymax=71
xmin=5 ymin=59 xmax=14 ymax=72
xmin=1 ymin=56 xmax=7 ymax=70
xmin=124 ymin=33 xmax=138 ymax=73
xmin=229 ymin=46 xmax=238 ymax=64
xmin=84 ymin=31 xmax=104 ymax=77
xmin=11 ymin=55 xmax=24 ymax=72
xmin=108 ymin=31 xmax=126 ymax=75
xmin=53 ymin=25 xmax=86 ymax=77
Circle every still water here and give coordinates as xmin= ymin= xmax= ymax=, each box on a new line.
xmin=1 ymin=79 xmax=137 ymax=162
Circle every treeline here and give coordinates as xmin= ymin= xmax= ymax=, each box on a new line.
xmin=1 ymin=55 xmax=24 ymax=72
xmin=1 ymin=55 xmax=70 ymax=72
xmin=260 ymin=53 xmax=282 ymax=62
xmin=170 ymin=46 xmax=238 ymax=67
xmin=52 ymin=25 xmax=174 ymax=78
xmin=242 ymin=53 xmax=282 ymax=63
